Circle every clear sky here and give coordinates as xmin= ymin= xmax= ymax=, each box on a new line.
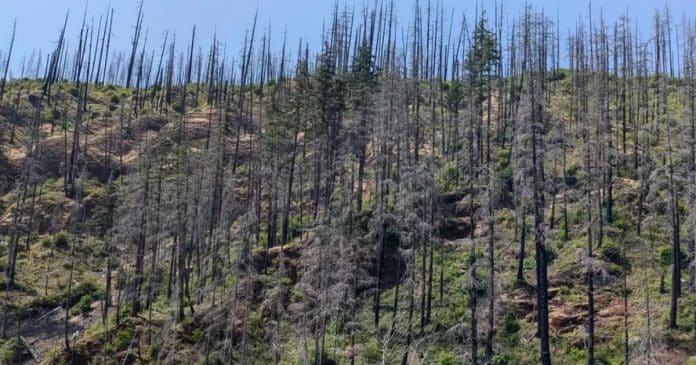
xmin=0 ymin=0 xmax=694 ymax=74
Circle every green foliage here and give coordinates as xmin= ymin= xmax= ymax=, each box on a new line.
xmin=657 ymin=246 xmax=687 ymax=269
xmin=496 ymin=164 xmax=513 ymax=205
xmin=315 ymin=47 xmax=346 ymax=136
xmin=617 ymin=164 xmax=636 ymax=179
xmin=658 ymin=246 xmax=672 ymax=267
xmin=6 ymin=23 xmax=696 ymax=365
xmin=146 ymin=346 xmax=160 ymax=362
xmin=547 ymin=68 xmax=570 ymax=82
xmin=110 ymin=325 xmax=135 ymax=352
xmin=562 ymin=342 xmax=587 ymax=362
xmin=0 ymin=337 xmax=33 ymax=364
xmin=492 ymin=354 xmax=516 ymax=365
xmin=71 ymin=294 xmax=95 ymax=315
xmin=84 ymin=182 xmax=117 ymax=235
xmin=444 ymin=80 xmax=464 ymax=117
xmin=179 ymin=317 xmax=205 ymax=344
xmin=66 ymin=281 xmax=100 ymax=306
xmin=41 ymin=108 xmax=62 ymax=122
xmin=466 ymin=15 xmax=499 ymax=85
xmin=612 ymin=206 xmax=631 ymax=232
xmin=436 ymin=161 xmax=458 ymax=192
xmin=287 ymin=215 xmax=308 ymax=240
xmin=600 ymin=239 xmax=627 ymax=267
xmin=32 ymin=281 xmax=101 ymax=310
xmin=595 ymin=351 xmax=618 ymax=365
xmin=565 ymin=164 xmax=579 ymax=187
xmin=52 ymin=231 xmax=70 ymax=249
xmin=680 ymin=296 xmax=696 ymax=334
xmin=349 ymin=40 xmax=377 ymax=106
xmin=569 ymin=208 xmax=585 ymax=225
xmin=499 ymin=313 xmax=521 ymax=347
xmin=434 ymin=348 xmax=458 ymax=365
xmin=362 ymin=338 xmax=382 ymax=364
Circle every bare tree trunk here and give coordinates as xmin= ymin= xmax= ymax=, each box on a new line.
xmin=0 ymin=19 xmax=16 ymax=101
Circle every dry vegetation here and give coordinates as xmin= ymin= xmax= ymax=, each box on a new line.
xmin=0 ymin=2 xmax=695 ymax=365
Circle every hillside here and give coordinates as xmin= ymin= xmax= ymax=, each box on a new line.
xmin=0 ymin=3 xmax=696 ymax=365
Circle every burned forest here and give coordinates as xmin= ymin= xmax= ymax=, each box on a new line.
xmin=0 ymin=1 xmax=696 ymax=364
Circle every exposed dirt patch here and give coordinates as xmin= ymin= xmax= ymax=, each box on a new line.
xmin=15 ymin=299 xmax=106 ymax=364
xmin=500 ymin=286 xmax=627 ymax=343
xmin=14 ymin=114 xmax=170 ymax=183
xmin=0 ymin=193 xmax=79 ymax=236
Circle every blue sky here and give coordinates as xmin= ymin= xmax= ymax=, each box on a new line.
xmin=0 ymin=0 xmax=694 ymax=74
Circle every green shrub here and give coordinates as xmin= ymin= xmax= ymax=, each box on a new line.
xmin=179 ymin=317 xmax=205 ymax=344
xmin=146 ymin=345 xmax=160 ymax=361
xmin=72 ymin=294 xmax=94 ymax=315
xmin=600 ymin=240 xmax=626 ymax=267
xmin=436 ymin=161 xmax=458 ymax=192
xmin=43 ymin=108 xmax=63 ymax=122
xmin=66 ymin=282 xmax=100 ymax=306
xmin=31 ymin=281 xmax=101 ymax=310
xmin=499 ymin=313 xmax=521 ymax=347
xmin=613 ymin=210 xmax=630 ymax=231
xmin=496 ymin=164 xmax=513 ymax=204
xmin=658 ymin=246 xmax=688 ymax=269
xmin=362 ymin=338 xmax=381 ymax=364
xmin=569 ymin=208 xmax=585 ymax=225
xmin=434 ymin=349 xmax=458 ymax=365
xmin=189 ymin=328 xmax=204 ymax=344
xmin=0 ymin=337 xmax=32 ymax=364
xmin=53 ymin=231 xmax=70 ymax=249
xmin=547 ymin=68 xmax=570 ymax=82
xmin=112 ymin=326 xmax=135 ymax=351
xmin=496 ymin=148 xmax=510 ymax=168
xmin=492 ymin=354 xmax=514 ymax=365
xmin=565 ymin=164 xmax=579 ymax=187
